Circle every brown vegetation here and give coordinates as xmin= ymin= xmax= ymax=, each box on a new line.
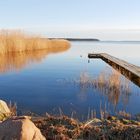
xmin=33 ymin=115 xmax=140 ymax=140
xmin=0 ymin=30 xmax=70 ymax=73
xmin=79 ymin=68 xmax=131 ymax=107
xmin=0 ymin=30 xmax=70 ymax=54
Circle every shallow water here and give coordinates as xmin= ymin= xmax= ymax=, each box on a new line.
xmin=0 ymin=41 xmax=140 ymax=120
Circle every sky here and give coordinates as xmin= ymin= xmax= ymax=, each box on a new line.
xmin=0 ymin=0 xmax=140 ymax=40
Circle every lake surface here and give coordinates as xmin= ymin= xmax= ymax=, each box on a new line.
xmin=0 ymin=41 xmax=140 ymax=120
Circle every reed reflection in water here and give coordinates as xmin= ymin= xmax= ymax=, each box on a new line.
xmin=79 ymin=68 xmax=131 ymax=107
xmin=0 ymin=45 xmax=70 ymax=73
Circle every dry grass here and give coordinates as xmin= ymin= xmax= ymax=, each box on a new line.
xmin=0 ymin=30 xmax=70 ymax=54
xmin=8 ymin=101 xmax=17 ymax=116
xmin=79 ymin=68 xmax=131 ymax=107
xmin=0 ymin=30 xmax=70 ymax=73
xmin=94 ymin=69 xmax=131 ymax=106
xmin=33 ymin=114 xmax=140 ymax=140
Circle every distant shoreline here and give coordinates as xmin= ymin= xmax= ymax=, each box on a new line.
xmin=48 ymin=38 xmax=100 ymax=41
xmin=48 ymin=38 xmax=140 ymax=42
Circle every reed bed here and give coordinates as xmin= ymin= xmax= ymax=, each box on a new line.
xmin=0 ymin=30 xmax=70 ymax=73
xmin=78 ymin=68 xmax=131 ymax=107
xmin=0 ymin=30 xmax=70 ymax=54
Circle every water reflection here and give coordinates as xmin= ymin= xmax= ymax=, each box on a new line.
xmin=78 ymin=68 xmax=131 ymax=107
xmin=0 ymin=41 xmax=140 ymax=118
xmin=0 ymin=46 xmax=70 ymax=73
xmin=101 ymin=57 xmax=140 ymax=87
xmin=57 ymin=67 xmax=132 ymax=108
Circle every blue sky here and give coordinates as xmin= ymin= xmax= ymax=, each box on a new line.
xmin=0 ymin=0 xmax=140 ymax=40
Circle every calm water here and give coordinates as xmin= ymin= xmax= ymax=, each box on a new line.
xmin=0 ymin=41 xmax=140 ymax=120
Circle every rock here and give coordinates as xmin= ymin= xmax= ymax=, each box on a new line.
xmin=0 ymin=100 xmax=10 ymax=113
xmin=0 ymin=116 xmax=46 ymax=140
xmin=0 ymin=100 xmax=11 ymax=121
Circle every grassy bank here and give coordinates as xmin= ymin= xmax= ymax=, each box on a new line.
xmin=1 ymin=101 xmax=140 ymax=140
xmin=33 ymin=115 xmax=140 ymax=140
xmin=0 ymin=30 xmax=70 ymax=54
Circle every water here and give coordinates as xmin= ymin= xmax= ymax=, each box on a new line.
xmin=0 ymin=41 xmax=140 ymax=120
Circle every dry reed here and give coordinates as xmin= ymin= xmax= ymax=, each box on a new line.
xmin=78 ymin=68 xmax=131 ymax=107
xmin=0 ymin=30 xmax=70 ymax=54
xmin=0 ymin=30 xmax=70 ymax=73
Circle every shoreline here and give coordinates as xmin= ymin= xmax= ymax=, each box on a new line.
xmin=0 ymin=100 xmax=140 ymax=140
xmin=33 ymin=114 xmax=140 ymax=139
xmin=48 ymin=38 xmax=100 ymax=41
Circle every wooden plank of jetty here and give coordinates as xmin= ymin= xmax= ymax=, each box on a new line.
xmin=88 ymin=53 xmax=140 ymax=87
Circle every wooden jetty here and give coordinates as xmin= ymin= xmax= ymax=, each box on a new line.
xmin=88 ymin=53 xmax=140 ymax=87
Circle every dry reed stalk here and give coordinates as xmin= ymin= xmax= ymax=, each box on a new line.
xmin=79 ymin=68 xmax=131 ymax=107
xmin=0 ymin=30 xmax=70 ymax=54
xmin=0 ymin=31 xmax=70 ymax=73
xmin=8 ymin=101 xmax=17 ymax=116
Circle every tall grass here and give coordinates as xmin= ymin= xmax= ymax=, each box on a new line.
xmin=0 ymin=30 xmax=70 ymax=72
xmin=79 ymin=68 xmax=131 ymax=107
xmin=0 ymin=30 xmax=70 ymax=54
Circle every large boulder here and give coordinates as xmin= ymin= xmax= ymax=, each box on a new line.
xmin=0 ymin=116 xmax=46 ymax=140
xmin=0 ymin=100 xmax=11 ymax=121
